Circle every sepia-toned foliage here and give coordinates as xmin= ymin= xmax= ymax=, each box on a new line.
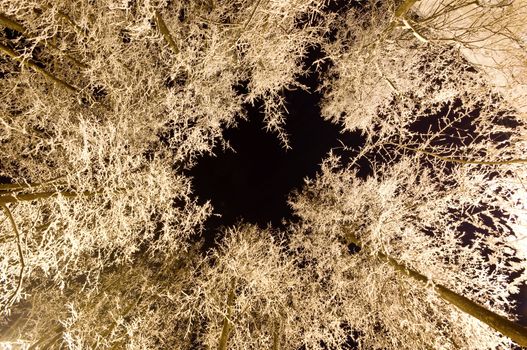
xmin=1 ymin=0 xmax=527 ymax=349
xmin=289 ymin=153 xmax=526 ymax=349
xmin=0 ymin=0 xmax=326 ymax=313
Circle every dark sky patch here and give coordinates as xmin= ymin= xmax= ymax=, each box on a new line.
xmin=190 ymin=85 xmax=362 ymax=239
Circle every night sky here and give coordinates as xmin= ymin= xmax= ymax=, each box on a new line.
xmin=188 ymin=0 xmax=355 ymax=236
xmin=190 ymin=73 xmax=356 ymax=235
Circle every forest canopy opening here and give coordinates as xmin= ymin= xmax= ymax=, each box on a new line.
xmin=1 ymin=0 xmax=526 ymax=349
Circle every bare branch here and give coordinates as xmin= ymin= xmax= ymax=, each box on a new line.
xmin=389 ymin=142 xmax=527 ymax=165
xmin=154 ymin=11 xmax=179 ymax=54
xmin=0 ymin=42 xmax=78 ymax=93
xmin=1 ymin=203 xmax=25 ymax=308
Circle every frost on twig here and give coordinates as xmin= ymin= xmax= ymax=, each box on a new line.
xmin=0 ymin=204 xmax=24 ymax=310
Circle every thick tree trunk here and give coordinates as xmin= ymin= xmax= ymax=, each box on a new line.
xmin=343 ymin=228 xmax=527 ymax=347
xmin=218 ymin=279 xmax=236 ymax=350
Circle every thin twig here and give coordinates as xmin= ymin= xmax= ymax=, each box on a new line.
xmin=56 ymin=10 xmax=84 ymax=36
xmin=27 ymin=326 xmax=63 ymax=350
xmin=375 ymin=61 xmax=399 ymax=94
xmin=389 ymin=142 xmax=527 ymax=165
xmin=38 ymin=4 xmax=85 ymax=36
xmin=242 ymin=0 xmax=263 ymax=32
xmin=193 ymin=13 xmax=240 ymax=27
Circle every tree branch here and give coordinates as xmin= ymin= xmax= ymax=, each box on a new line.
xmin=0 ymin=13 xmax=88 ymax=69
xmin=389 ymin=142 xmax=527 ymax=165
xmin=27 ymin=326 xmax=63 ymax=350
xmin=154 ymin=11 xmax=179 ymax=54
xmin=342 ymin=227 xmax=527 ymax=347
xmin=272 ymin=319 xmax=280 ymax=350
xmin=1 ymin=203 xmax=25 ymax=308
xmin=242 ymin=0 xmax=263 ymax=31
xmin=0 ymin=176 xmax=67 ymax=193
xmin=394 ymin=0 xmax=420 ymax=18
xmin=0 ymin=42 xmax=78 ymax=93
xmin=218 ymin=279 xmax=236 ymax=350
xmin=401 ymin=18 xmax=429 ymax=43
xmin=0 ymin=189 xmax=105 ymax=204
xmin=0 ymin=12 xmax=25 ymax=32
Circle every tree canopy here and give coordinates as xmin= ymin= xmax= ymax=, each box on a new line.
xmin=1 ymin=0 xmax=526 ymax=349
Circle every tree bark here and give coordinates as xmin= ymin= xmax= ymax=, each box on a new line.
xmin=218 ymin=279 xmax=236 ymax=350
xmin=343 ymin=227 xmax=527 ymax=347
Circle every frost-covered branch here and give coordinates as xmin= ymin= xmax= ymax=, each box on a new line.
xmin=154 ymin=11 xmax=179 ymax=54
xmin=0 ymin=42 xmax=78 ymax=92
xmin=389 ymin=142 xmax=527 ymax=165
xmin=342 ymin=227 xmax=527 ymax=347
xmin=0 ymin=203 xmax=24 ymax=309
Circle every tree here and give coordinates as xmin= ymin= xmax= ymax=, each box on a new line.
xmin=181 ymin=224 xmax=302 ymax=350
xmin=314 ymin=0 xmax=527 ymax=346
xmin=289 ymin=153 xmax=527 ymax=349
xmin=412 ymin=0 xmax=527 ymax=115
xmin=0 ymin=0 xmax=327 ymax=347
xmin=1 ymin=0 xmax=527 ymax=349
xmin=0 ymin=150 xmax=210 ymax=304
xmin=0 ymin=0 xmax=326 ymax=304
xmin=1 ymin=247 xmax=203 ymax=349
xmin=0 ymin=0 xmax=328 ymax=312
xmin=320 ymin=0 xmax=527 ymax=140
xmin=0 ymin=0 xmax=327 ymax=152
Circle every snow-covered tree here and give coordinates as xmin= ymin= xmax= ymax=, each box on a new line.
xmin=1 ymin=0 xmax=527 ymax=349
xmin=320 ymin=0 xmax=527 ymax=140
xmin=304 ymin=0 xmax=527 ymax=346
xmin=289 ymin=151 xmax=527 ymax=349
xmin=178 ymin=224 xmax=303 ymax=350
xmin=412 ymin=0 xmax=527 ymax=115
xmin=0 ymin=0 xmax=326 ymax=316
xmin=1 ymin=247 xmax=202 ymax=349
xmin=0 ymin=0 xmax=328 ymax=348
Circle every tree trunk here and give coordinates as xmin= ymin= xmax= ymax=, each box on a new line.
xmin=343 ymin=227 xmax=527 ymax=347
